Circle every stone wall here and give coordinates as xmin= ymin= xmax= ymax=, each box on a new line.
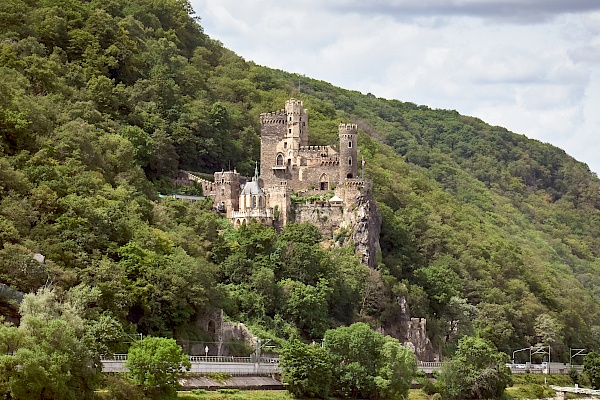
xmin=294 ymin=203 xmax=345 ymax=238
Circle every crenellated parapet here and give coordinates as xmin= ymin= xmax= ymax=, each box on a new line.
xmin=260 ymin=110 xmax=287 ymax=125
xmin=298 ymin=145 xmax=329 ymax=151
xmin=339 ymin=123 xmax=358 ymax=133
xmin=285 ymin=98 xmax=305 ymax=115
xmin=345 ymin=178 xmax=372 ymax=189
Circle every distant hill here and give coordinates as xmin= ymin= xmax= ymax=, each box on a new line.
xmin=1 ymin=0 xmax=599 ymax=360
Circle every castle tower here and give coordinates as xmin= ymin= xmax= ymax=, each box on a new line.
xmin=259 ymin=98 xmax=309 ymax=187
xmin=213 ymin=170 xmax=240 ymax=218
xmin=284 ymin=98 xmax=309 ymax=148
xmin=267 ymin=182 xmax=291 ymax=231
xmin=338 ymin=123 xmax=358 ymax=179
xmin=260 ymin=108 xmax=287 ymax=186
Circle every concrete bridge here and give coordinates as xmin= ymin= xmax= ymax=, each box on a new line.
xmin=101 ymin=355 xmax=280 ymax=375
xmin=101 ymin=355 xmax=444 ymax=375
xmin=101 ymin=356 xmax=579 ymax=377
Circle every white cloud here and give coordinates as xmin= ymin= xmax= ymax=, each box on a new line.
xmin=191 ymin=1 xmax=600 ymax=175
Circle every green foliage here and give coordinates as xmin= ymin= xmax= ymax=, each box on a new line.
xmin=125 ymin=336 xmax=191 ymax=399
xmin=280 ymin=340 xmax=335 ymax=399
xmin=205 ymin=372 xmax=231 ymax=383
xmin=436 ymin=336 xmax=512 ymax=400
xmin=0 ymin=288 xmax=109 ymax=400
xmin=324 ymin=323 xmax=416 ymax=399
xmin=569 ymin=367 xmax=580 ymax=385
xmin=584 ymin=351 xmax=600 ymax=389
xmin=97 ymin=374 xmax=146 ymax=400
xmin=281 ymin=325 xmax=416 ymax=400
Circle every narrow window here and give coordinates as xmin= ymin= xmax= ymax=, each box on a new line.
xmin=284 ymin=142 xmax=287 ymax=149
xmin=348 ymin=158 xmax=352 ymax=166
xmin=252 ymin=196 xmax=257 ymax=208
xmin=289 ymin=129 xmax=292 ymax=134
xmin=348 ymin=141 xmax=352 ymax=148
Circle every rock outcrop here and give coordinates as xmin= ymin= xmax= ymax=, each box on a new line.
xmin=349 ymin=193 xmax=381 ymax=268
xmin=383 ymin=296 xmax=439 ymax=361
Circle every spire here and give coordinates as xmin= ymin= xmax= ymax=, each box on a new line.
xmin=253 ymin=161 xmax=259 ymax=181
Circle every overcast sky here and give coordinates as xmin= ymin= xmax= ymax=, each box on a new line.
xmin=191 ymin=1 xmax=600 ymax=176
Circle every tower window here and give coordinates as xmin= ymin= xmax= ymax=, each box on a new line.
xmin=221 ymin=188 xmax=225 ymax=195
xmin=289 ymin=129 xmax=292 ymax=134
xmin=276 ymin=153 xmax=284 ymax=166
xmin=348 ymin=141 xmax=352 ymax=148
xmin=284 ymin=142 xmax=287 ymax=149
xmin=348 ymin=158 xmax=352 ymax=166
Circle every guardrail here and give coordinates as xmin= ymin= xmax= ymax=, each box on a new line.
xmin=101 ymin=354 xmax=279 ymax=364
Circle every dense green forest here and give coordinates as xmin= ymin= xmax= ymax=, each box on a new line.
xmin=2 ymin=0 xmax=600 ymax=366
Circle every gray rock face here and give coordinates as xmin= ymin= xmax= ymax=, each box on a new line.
xmin=383 ymin=296 xmax=439 ymax=362
xmin=350 ymin=194 xmax=382 ymax=268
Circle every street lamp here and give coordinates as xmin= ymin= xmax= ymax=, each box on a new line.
xmin=530 ymin=345 xmax=551 ymax=365
xmin=512 ymin=347 xmax=532 ymax=364
xmin=570 ymin=348 xmax=587 ymax=366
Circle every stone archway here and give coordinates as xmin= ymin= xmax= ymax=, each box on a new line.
xmin=208 ymin=320 xmax=216 ymax=337
xmin=320 ymin=173 xmax=329 ymax=190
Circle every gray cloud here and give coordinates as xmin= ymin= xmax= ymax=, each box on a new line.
xmin=323 ymin=0 xmax=600 ymax=23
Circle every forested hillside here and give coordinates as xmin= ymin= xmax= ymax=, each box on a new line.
xmin=1 ymin=0 xmax=600 ymax=362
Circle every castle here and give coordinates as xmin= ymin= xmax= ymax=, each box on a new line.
xmin=177 ymin=99 xmax=379 ymax=266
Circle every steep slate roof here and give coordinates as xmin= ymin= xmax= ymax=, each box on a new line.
xmin=241 ymin=163 xmax=264 ymax=196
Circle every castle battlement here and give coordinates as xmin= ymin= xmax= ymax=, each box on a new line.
xmin=339 ymin=123 xmax=358 ymax=132
xmin=285 ymin=98 xmax=304 ymax=115
xmin=260 ymin=111 xmax=287 ymax=125
xmin=299 ymin=145 xmax=329 ymax=152
xmin=345 ymin=178 xmax=371 ymax=189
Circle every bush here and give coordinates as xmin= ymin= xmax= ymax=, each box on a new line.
xmin=216 ymin=389 xmax=240 ymax=394
xmin=436 ymin=336 xmax=512 ymax=400
xmin=97 ymin=375 xmax=145 ymax=400
xmin=569 ymin=367 xmax=580 ymax=385
xmin=125 ymin=337 xmax=191 ymax=399
xmin=205 ymin=372 xmax=231 ymax=383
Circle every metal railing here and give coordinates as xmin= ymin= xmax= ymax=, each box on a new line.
xmin=101 ymin=354 xmax=279 ymax=364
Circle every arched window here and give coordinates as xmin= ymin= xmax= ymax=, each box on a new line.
xmin=252 ymin=196 xmax=257 ymax=208
xmin=276 ymin=154 xmax=284 ymax=166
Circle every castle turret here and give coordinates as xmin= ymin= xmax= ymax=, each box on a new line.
xmin=213 ymin=170 xmax=240 ymax=218
xmin=338 ymin=123 xmax=358 ymax=179
xmin=285 ymin=98 xmax=309 ymax=147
